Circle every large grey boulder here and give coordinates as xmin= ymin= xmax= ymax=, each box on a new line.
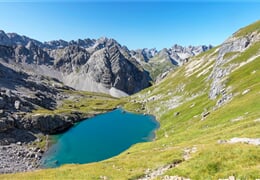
xmin=52 ymin=45 xmax=90 ymax=73
xmin=14 ymin=100 xmax=20 ymax=110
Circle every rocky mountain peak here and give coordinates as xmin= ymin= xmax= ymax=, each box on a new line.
xmin=0 ymin=29 xmax=211 ymax=96
xmin=93 ymin=37 xmax=120 ymax=50
xmin=69 ymin=38 xmax=96 ymax=48
xmin=0 ymin=30 xmax=11 ymax=46
xmin=44 ymin=39 xmax=69 ymax=49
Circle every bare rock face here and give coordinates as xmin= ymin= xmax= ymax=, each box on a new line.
xmin=0 ymin=30 xmax=153 ymax=96
xmin=18 ymin=114 xmax=73 ymax=134
xmin=208 ymin=33 xmax=256 ymax=100
xmin=44 ymin=38 xmax=95 ymax=49
xmin=0 ymin=30 xmax=12 ymax=46
xmin=0 ymin=30 xmax=211 ymax=96
xmin=85 ymin=44 xmax=151 ymax=94
xmin=48 ymin=38 xmax=152 ymax=95
xmin=0 ymin=44 xmax=52 ymax=65
xmin=0 ymin=62 xmax=70 ymax=134
xmin=51 ymin=45 xmax=90 ymax=73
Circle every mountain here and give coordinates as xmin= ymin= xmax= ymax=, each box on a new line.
xmin=1 ymin=20 xmax=258 ymax=179
xmin=132 ymin=44 xmax=212 ymax=81
xmin=0 ymin=30 xmax=210 ymax=97
xmin=0 ymin=33 xmax=151 ymax=97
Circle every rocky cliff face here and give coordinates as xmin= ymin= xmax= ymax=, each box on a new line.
xmin=208 ymin=30 xmax=260 ymax=108
xmin=0 ymin=61 xmax=73 ymax=135
xmin=0 ymin=60 xmax=84 ymax=173
xmin=0 ymin=30 xmax=210 ymax=96
xmin=0 ymin=31 xmax=154 ymax=97
xmin=0 ymin=30 xmax=43 ymax=47
xmin=0 ymin=43 xmax=52 ymax=65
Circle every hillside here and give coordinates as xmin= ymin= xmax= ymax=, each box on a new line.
xmin=1 ymin=21 xmax=260 ymax=179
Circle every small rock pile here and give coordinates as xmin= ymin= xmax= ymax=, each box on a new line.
xmin=0 ymin=143 xmax=44 ymax=173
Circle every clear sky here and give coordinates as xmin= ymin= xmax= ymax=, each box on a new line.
xmin=0 ymin=1 xmax=260 ymax=50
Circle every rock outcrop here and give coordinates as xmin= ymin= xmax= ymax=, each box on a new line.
xmin=17 ymin=112 xmax=86 ymax=134
xmin=208 ymin=30 xmax=260 ymax=108
xmin=0 ymin=61 xmax=75 ymax=135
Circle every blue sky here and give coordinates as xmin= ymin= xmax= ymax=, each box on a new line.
xmin=0 ymin=1 xmax=259 ymax=50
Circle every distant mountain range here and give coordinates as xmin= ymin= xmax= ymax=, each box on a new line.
xmin=0 ymin=30 xmax=212 ymax=97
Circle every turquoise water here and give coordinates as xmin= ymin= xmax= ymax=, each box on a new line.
xmin=41 ymin=109 xmax=159 ymax=168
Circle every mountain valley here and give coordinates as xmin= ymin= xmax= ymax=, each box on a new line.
xmin=0 ymin=20 xmax=259 ymax=179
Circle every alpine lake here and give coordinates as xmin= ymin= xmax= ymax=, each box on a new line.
xmin=41 ymin=108 xmax=159 ymax=168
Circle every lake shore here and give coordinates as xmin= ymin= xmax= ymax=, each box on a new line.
xmin=0 ymin=111 xmax=109 ymax=174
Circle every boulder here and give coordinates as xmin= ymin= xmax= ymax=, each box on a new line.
xmin=14 ymin=100 xmax=20 ymax=110
xmin=0 ymin=109 xmax=4 ymax=116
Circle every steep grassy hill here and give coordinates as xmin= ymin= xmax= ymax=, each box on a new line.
xmin=1 ymin=21 xmax=260 ymax=180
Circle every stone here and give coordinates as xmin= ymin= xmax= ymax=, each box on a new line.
xmin=16 ymin=142 xmax=22 ymax=146
xmin=242 ymin=89 xmax=250 ymax=95
xmin=254 ymin=118 xmax=260 ymax=122
xmin=174 ymin=112 xmax=180 ymax=116
xmin=6 ymin=90 xmax=11 ymax=97
xmin=201 ymin=111 xmax=210 ymax=119
xmin=0 ymin=109 xmax=4 ymax=116
xmin=228 ymin=137 xmax=260 ymax=146
xmin=14 ymin=100 xmax=20 ymax=110
xmin=217 ymin=140 xmax=227 ymax=144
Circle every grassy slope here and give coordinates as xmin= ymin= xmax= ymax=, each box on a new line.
xmin=142 ymin=55 xmax=177 ymax=81
xmin=32 ymin=90 xmax=125 ymax=115
xmin=234 ymin=20 xmax=260 ymax=37
xmin=1 ymin=22 xmax=260 ymax=179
